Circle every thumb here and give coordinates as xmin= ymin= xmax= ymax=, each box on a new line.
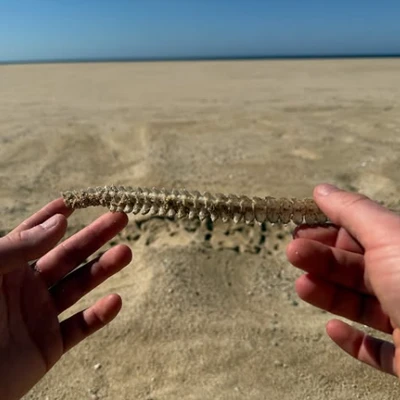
xmin=314 ymin=184 xmax=400 ymax=249
xmin=0 ymin=214 xmax=67 ymax=274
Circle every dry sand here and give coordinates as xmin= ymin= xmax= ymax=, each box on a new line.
xmin=1 ymin=59 xmax=400 ymax=399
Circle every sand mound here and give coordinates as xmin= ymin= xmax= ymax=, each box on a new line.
xmin=1 ymin=60 xmax=399 ymax=399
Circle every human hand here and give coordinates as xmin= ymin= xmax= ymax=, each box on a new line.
xmin=0 ymin=198 xmax=132 ymax=400
xmin=286 ymin=184 xmax=400 ymax=377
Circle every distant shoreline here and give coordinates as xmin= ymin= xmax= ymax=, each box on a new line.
xmin=1 ymin=54 xmax=400 ymax=66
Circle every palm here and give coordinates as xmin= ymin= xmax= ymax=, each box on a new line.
xmin=366 ymin=246 xmax=400 ymax=323
xmin=0 ymin=199 xmax=131 ymax=399
xmin=287 ymin=223 xmax=400 ymax=376
xmin=0 ymin=267 xmax=63 ymax=384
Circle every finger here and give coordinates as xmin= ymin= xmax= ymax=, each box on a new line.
xmin=11 ymin=198 xmax=73 ymax=234
xmin=0 ymin=214 xmax=68 ymax=273
xmin=293 ymin=224 xmax=364 ymax=254
xmin=36 ymin=212 xmax=128 ymax=287
xmin=287 ymin=238 xmax=371 ymax=294
xmin=326 ymin=319 xmax=396 ymax=376
xmin=393 ymin=328 xmax=400 ymax=377
xmin=314 ymin=184 xmax=400 ymax=249
xmin=51 ymin=245 xmax=132 ymax=314
xmin=60 ymin=293 xmax=122 ymax=353
xmin=296 ymin=274 xmax=392 ymax=333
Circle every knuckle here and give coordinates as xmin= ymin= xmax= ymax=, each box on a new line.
xmin=335 ymin=193 xmax=371 ymax=221
xmin=4 ymin=230 xmax=25 ymax=246
xmin=340 ymin=192 xmax=370 ymax=210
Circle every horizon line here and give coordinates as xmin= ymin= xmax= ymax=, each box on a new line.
xmin=1 ymin=53 xmax=400 ymax=66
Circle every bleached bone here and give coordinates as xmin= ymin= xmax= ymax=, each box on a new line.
xmin=62 ymin=185 xmax=330 ymax=225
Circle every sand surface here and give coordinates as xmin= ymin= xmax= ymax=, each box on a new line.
xmin=1 ymin=59 xmax=400 ymax=399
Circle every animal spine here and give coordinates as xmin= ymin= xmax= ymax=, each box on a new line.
xmin=62 ymin=185 xmax=329 ymax=225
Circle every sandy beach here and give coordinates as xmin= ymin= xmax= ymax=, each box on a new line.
xmin=1 ymin=59 xmax=400 ymax=399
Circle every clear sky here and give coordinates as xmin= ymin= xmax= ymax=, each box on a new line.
xmin=1 ymin=0 xmax=400 ymax=62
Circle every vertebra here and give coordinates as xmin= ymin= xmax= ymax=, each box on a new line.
xmin=62 ymin=185 xmax=329 ymax=225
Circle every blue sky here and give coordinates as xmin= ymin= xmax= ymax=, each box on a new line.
xmin=1 ymin=0 xmax=400 ymax=62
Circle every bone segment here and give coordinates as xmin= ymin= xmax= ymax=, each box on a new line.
xmin=62 ymin=185 xmax=329 ymax=225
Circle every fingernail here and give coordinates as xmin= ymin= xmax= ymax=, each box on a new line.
xmin=40 ymin=215 xmax=59 ymax=230
xmin=316 ymin=184 xmax=340 ymax=196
